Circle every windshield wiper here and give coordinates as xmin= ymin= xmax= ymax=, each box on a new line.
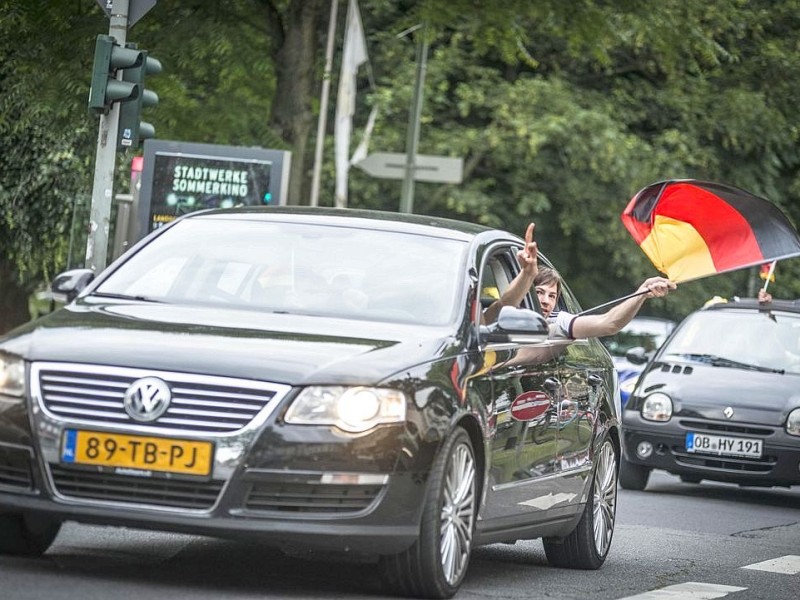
xmin=91 ymin=291 xmax=164 ymax=303
xmin=666 ymin=353 xmax=785 ymax=374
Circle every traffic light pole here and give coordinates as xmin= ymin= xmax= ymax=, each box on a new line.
xmin=86 ymin=0 xmax=129 ymax=273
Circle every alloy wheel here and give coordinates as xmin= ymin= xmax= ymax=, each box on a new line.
xmin=439 ymin=440 xmax=476 ymax=585
xmin=592 ymin=441 xmax=618 ymax=555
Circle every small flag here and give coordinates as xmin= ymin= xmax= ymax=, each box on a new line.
xmin=760 ymin=262 xmax=776 ymax=282
xmin=621 ymin=179 xmax=800 ymax=283
xmin=334 ymin=0 xmax=368 ymax=208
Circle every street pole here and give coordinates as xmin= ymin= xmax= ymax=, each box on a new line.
xmin=310 ymin=0 xmax=339 ymax=207
xmin=86 ymin=0 xmax=129 ymax=272
xmin=399 ymin=23 xmax=428 ymax=214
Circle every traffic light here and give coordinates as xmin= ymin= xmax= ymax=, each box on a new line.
xmin=88 ymin=34 xmax=144 ymax=115
xmin=117 ymin=47 xmax=162 ymax=151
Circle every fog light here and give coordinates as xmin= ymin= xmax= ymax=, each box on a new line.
xmin=636 ymin=440 xmax=653 ymax=459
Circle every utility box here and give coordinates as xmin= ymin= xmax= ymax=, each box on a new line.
xmin=130 ymin=140 xmax=291 ymax=246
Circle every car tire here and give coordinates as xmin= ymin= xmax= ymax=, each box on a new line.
xmin=0 ymin=512 xmax=62 ymax=556
xmin=378 ymin=427 xmax=477 ymax=599
xmin=618 ymin=458 xmax=650 ymax=491
xmin=543 ymin=438 xmax=618 ymax=570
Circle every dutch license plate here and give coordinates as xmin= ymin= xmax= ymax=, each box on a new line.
xmin=61 ymin=429 xmax=213 ymax=476
xmin=685 ymin=432 xmax=763 ymax=458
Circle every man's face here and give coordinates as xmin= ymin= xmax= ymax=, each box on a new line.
xmin=535 ymin=281 xmax=559 ymax=318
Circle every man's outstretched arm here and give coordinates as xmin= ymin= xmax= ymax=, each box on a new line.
xmin=569 ymin=277 xmax=676 ymax=339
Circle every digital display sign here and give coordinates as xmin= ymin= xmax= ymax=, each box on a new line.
xmin=136 ymin=140 xmax=291 ymax=241
xmin=149 ymin=153 xmax=273 ymax=231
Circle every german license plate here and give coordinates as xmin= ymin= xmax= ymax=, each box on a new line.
xmin=685 ymin=432 xmax=763 ymax=458
xmin=61 ymin=430 xmax=213 ymax=476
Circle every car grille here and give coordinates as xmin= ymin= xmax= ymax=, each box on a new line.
xmin=244 ymin=481 xmax=384 ymax=514
xmin=678 ymin=419 xmax=774 ymax=437
xmin=49 ymin=464 xmax=224 ymax=509
xmin=0 ymin=446 xmax=34 ymax=491
xmin=671 ymin=448 xmax=777 ymax=473
xmin=34 ymin=363 xmax=290 ymax=434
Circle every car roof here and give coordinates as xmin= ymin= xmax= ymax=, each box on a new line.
xmin=702 ymin=296 xmax=800 ymax=314
xmin=183 ymin=206 xmax=495 ymax=242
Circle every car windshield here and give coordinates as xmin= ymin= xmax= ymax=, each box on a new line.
xmin=94 ymin=218 xmax=467 ymax=325
xmin=602 ymin=318 xmax=673 ymax=357
xmin=662 ymin=309 xmax=800 ymax=375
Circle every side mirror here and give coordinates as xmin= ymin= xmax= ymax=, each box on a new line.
xmin=483 ymin=306 xmax=550 ymax=345
xmin=51 ymin=269 xmax=95 ymax=303
xmin=626 ymin=346 xmax=650 ymax=365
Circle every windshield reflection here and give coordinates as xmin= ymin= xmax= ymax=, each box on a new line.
xmin=96 ymin=219 xmax=467 ymax=326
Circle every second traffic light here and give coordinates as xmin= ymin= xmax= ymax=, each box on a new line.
xmin=118 ymin=48 xmax=162 ymax=151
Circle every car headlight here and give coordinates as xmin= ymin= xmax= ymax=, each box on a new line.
xmin=641 ymin=392 xmax=673 ymax=422
xmin=787 ymin=408 xmax=800 ymax=437
xmin=284 ymin=386 xmax=407 ymax=433
xmin=0 ymin=352 xmax=25 ymax=398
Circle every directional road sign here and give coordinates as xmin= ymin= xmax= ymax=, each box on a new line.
xmin=96 ymin=0 xmax=157 ymax=27
xmin=355 ymin=152 xmax=463 ymax=183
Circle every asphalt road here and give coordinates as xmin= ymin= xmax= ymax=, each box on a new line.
xmin=1 ymin=471 xmax=798 ymax=600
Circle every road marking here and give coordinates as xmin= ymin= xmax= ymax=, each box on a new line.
xmin=616 ymin=582 xmax=747 ymax=599
xmin=742 ymin=555 xmax=800 ymax=575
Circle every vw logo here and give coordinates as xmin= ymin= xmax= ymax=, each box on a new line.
xmin=723 ymin=406 xmax=735 ymax=419
xmin=123 ymin=377 xmax=171 ymax=422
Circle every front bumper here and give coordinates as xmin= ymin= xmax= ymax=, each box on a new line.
xmin=0 ymin=362 xmax=433 ymax=555
xmin=621 ymin=411 xmax=800 ymax=487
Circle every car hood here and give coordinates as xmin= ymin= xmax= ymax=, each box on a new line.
xmin=6 ymin=301 xmax=458 ymax=386
xmin=637 ymin=358 xmax=800 ymax=426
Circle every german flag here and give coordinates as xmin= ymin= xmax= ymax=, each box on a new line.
xmin=621 ymin=180 xmax=800 ymax=282
xmin=760 ymin=262 xmax=776 ymax=282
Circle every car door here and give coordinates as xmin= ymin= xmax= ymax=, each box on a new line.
xmin=480 ymin=247 xmax=566 ymax=520
xmin=554 ymin=282 xmax=610 ymax=499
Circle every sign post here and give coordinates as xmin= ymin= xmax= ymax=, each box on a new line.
xmin=96 ymin=0 xmax=157 ymax=28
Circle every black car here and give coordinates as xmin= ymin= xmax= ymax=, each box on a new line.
xmin=0 ymin=207 xmax=620 ymax=599
xmin=620 ymin=297 xmax=800 ymax=491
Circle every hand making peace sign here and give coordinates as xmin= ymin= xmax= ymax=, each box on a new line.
xmin=517 ymin=222 xmax=538 ymax=277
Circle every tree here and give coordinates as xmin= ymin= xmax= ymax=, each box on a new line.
xmin=346 ymin=0 xmax=800 ymax=316
xmin=3 ymin=0 xmax=800 ymax=334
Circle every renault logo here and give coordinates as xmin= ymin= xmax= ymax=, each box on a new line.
xmin=723 ymin=406 xmax=735 ymax=419
xmin=124 ymin=377 xmax=171 ymax=422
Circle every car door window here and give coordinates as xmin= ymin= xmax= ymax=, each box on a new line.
xmin=477 ymin=245 xmax=544 ymax=323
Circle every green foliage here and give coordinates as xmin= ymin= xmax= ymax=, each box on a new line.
xmin=4 ymin=0 xmax=800 ymax=332
xmin=130 ymin=0 xmax=278 ymax=146
xmin=0 ymin=1 xmax=96 ymax=288
xmin=344 ymin=0 xmax=800 ymax=319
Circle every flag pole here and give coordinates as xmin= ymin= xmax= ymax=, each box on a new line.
xmin=762 ymin=260 xmax=777 ymax=292
xmin=576 ymin=289 xmax=649 ymax=317
xmin=310 ymin=0 xmax=339 ymax=207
